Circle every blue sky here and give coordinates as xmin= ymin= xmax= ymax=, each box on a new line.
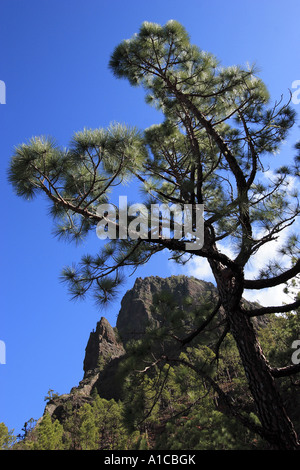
xmin=0 ymin=0 xmax=299 ymax=437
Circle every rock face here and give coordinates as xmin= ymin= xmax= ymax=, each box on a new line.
xmin=43 ymin=275 xmax=261 ymax=421
xmin=43 ymin=275 xmax=218 ymax=419
xmin=80 ymin=275 xmax=216 ymax=400
xmin=80 ymin=316 xmax=125 ymax=401
xmin=83 ymin=317 xmax=125 ymax=377
xmin=116 ymin=275 xmax=217 ymax=346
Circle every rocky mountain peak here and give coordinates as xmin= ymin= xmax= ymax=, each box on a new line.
xmin=116 ymin=275 xmax=217 ymax=346
xmin=42 ymin=275 xmax=262 ymax=421
xmin=83 ymin=316 xmax=125 ymax=377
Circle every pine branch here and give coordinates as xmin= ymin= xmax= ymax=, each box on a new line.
xmin=163 ymin=354 xmax=266 ymax=440
xmin=177 ymin=299 xmax=222 ymax=346
xmin=243 ymin=298 xmax=300 ymax=317
xmin=244 ymin=259 xmax=300 ymax=290
xmin=271 ymin=364 xmax=300 ymax=378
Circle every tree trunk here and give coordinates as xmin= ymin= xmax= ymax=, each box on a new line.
xmin=211 ymin=262 xmax=300 ymax=449
xmin=227 ymin=305 xmax=299 ymax=449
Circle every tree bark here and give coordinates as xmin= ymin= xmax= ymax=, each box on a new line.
xmin=210 ymin=260 xmax=300 ymax=450
xmin=227 ymin=304 xmax=299 ymax=449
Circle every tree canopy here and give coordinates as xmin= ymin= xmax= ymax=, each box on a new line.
xmin=8 ymin=20 xmax=300 ymax=450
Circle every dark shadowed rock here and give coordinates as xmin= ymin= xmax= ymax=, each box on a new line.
xmin=41 ymin=275 xmax=264 ymax=422
xmin=116 ymin=275 xmax=218 ymax=345
xmin=83 ymin=316 xmax=125 ymax=377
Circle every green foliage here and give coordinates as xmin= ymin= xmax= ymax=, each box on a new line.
xmin=6 ymin=19 xmax=300 ymax=450
xmin=15 ymin=414 xmax=64 ymax=450
xmin=258 ymin=310 xmax=300 ymax=435
xmin=13 ymin=396 xmax=140 ymax=450
xmin=0 ymin=423 xmax=16 ymax=449
xmin=155 ymin=398 xmax=256 ymax=451
xmin=44 ymin=389 xmax=60 ymax=403
xmin=7 ymin=307 xmax=300 ymax=451
xmin=8 ymin=21 xmax=299 ymax=304
xmin=32 ymin=414 xmax=64 ymax=450
xmin=8 ymin=124 xmax=145 ymax=248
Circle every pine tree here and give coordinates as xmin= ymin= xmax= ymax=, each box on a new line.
xmin=32 ymin=414 xmax=64 ymax=450
xmin=8 ymin=20 xmax=300 ymax=449
xmin=0 ymin=423 xmax=16 ymax=449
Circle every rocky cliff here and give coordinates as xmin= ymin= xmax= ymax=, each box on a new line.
xmin=116 ymin=275 xmax=217 ymax=346
xmin=42 ymin=275 xmax=260 ymax=422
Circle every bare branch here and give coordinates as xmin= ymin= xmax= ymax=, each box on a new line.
xmin=244 ymin=259 xmax=300 ymax=290
xmin=243 ymin=298 xmax=300 ymax=317
xmin=271 ymin=364 xmax=300 ymax=378
xmin=179 ymin=299 xmax=222 ymax=346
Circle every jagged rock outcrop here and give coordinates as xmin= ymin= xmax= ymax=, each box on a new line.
xmin=43 ymin=318 xmax=126 ymax=421
xmin=83 ymin=316 xmax=125 ymax=377
xmin=43 ymin=275 xmax=217 ymax=420
xmin=42 ymin=275 xmax=263 ymax=422
xmin=116 ymin=275 xmax=217 ymax=346
xmin=81 ymin=275 xmax=217 ymax=400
